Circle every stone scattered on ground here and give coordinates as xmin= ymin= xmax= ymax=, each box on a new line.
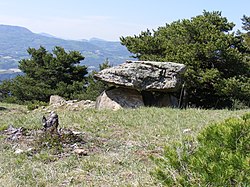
xmin=73 ymin=148 xmax=88 ymax=156
xmin=3 ymin=125 xmax=26 ymax=141
xmin=42 ymin=95 xmax=96 ymax=111
xmin=14 ymin=148 xmax=24 ymax=154
xmin=65 ymin=99 xmax=95 ymax=110
xmin=1 ymin=125 xmax=88 ymax=157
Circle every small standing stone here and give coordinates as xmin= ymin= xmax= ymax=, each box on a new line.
xmin=42 ymin=111 xmax=59 ymax=135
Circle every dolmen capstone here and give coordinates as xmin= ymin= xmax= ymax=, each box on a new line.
xmin=94 ymin=60 xmax=187 ymax=110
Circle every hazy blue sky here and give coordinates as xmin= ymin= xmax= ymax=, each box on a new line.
xmin=0 ymin=0 xmax=249 ymax=41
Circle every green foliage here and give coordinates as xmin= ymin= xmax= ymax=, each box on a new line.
xmin=242 ymin=15 xmax=250 ymax=32
xmin=19 ymin=46 xmax=87 ymax=86
xmin=26 ymin=100 xmax=48 ymax=111
xmin=78 ymin=75 xmax=107 ymax=101
xmin=241 ymin=15 xmax=250 ymax=60
xmin=151 ymin=114 xmax=250 ymax=186
xmin=34 ymin=132 xmax=64 ymax=156
xmin=0 ymin=46 xmax=88 ymax=103
xmin=0 ymin=50 xmax=114 ymax=103
xmin=121 ymin=11 xmax=250 ymax=108
xmin=217 ymin=77 xmax=250 ymax=108
xmin=32 ymin=130 xmax=85 ymax=160
xmin=78 ymin=59 xmax=110 ymax=101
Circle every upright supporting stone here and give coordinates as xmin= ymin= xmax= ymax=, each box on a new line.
xmin=95 ymin=87 xmax=144 ymax=110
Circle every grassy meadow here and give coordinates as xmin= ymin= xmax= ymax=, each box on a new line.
xmin=0 ymin=102 xmax=249 ymax=186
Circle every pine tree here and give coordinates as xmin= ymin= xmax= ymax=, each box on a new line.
xmin=121 ymin=11 xmax=250 ymax=108
xmin=0 ymin=46 xmax=88 ymax=102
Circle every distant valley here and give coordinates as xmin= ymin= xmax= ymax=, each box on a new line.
xmin=0 ymin=24 xmax=133 ymax=75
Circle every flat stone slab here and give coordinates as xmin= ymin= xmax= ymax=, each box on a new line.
xmin=94 ymin=60 xmax=186 ymax=92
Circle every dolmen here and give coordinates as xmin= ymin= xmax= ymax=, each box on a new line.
xmin=94 ymin=60 xmax=187 ymax=110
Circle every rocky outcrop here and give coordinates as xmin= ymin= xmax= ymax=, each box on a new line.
xmin=95 ymin=87 xmax=144 ymax=110
xmin=94 ymin=60 xmax=186 ymax=92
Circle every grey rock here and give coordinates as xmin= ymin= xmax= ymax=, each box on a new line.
xmin=94 ymin=60 xmax=186 ymax=92
xmin=42 ymin=111 xmax=59 ymax=134
xmin=4 ymin=125 xmax=25 ymax=141
xmin=95 ymin=87 xmax=144 ymax=110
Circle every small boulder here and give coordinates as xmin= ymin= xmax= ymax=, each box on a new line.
xmin=49 ymin=95 xmax=66 ymax=106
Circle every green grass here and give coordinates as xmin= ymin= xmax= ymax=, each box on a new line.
xmin=0 ymin=102 xmax=249 ymax=186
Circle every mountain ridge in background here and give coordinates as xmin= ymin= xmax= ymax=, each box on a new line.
xmin=0 ymin=24 xmax=132 ymax=71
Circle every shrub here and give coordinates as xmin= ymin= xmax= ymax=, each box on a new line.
xmin=151 ymin=113 xmax=250 ymax=186
xmin=26 ymin=100 xmax=48 ymax=111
